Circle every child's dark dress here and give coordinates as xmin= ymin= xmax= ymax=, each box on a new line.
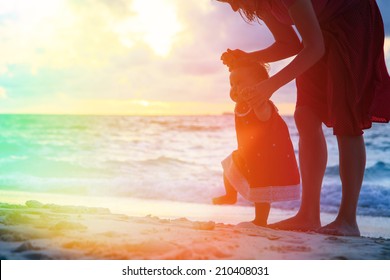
xmin=222 ymin=102 xmax=300 ymax=203
xmin=266 ymin=0 xmax=390 ymax=136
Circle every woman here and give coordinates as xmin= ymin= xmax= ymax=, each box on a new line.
xmin=217 ymin=0 xmax=390 ymax=236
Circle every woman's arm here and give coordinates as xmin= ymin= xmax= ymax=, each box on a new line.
xmin=249 ymin=11 xmax=302 ymax=63
xmin=221 ymin=14 xmax=301 ymax=65
xmin=242 ymin=0 xmax=325 ymax=107
xmin=268 ymin=0 xmax=325 ymax=89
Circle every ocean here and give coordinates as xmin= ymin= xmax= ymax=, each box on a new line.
xmin=0 ymin=114 xmax=389 ymax=218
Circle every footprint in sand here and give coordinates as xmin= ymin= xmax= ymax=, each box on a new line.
xmin=100 ymin=231 xmax=119 ymax=238
xmin=0 ymin=228 xmax=29 ymax=242
xmin=192 ymin=221 xmax=216 ymax=231
xmin=50 ymin=221 xmax=87 ymax=231
xmin=13 ymin=241 xmax=42 ymax=253
xmin=269 ymin=245 xmax=311 ymax=253
xmin=24 ymin=252 xmax=52 ymax=260
xmin=4 ymin=212 xmax=31 ymax=225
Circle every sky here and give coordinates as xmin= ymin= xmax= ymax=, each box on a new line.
xmin=0 ymin=0 xmax=389 ymax=116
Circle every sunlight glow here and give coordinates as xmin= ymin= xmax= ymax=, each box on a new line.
xmin=116 ymin=0 xmax=182 ymax=57
xmin=384 ymin=36 xmax=390 ymax=67
xmin=384 ymin=37 xmax=390 ymax=53
xmin=136 ymin=100 xmax=150 ymax=107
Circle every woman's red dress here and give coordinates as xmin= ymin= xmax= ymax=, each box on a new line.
xmin=267 ymin=0 xmax=390 ymax=135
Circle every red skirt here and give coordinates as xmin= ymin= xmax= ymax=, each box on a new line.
xmin=296 ymin=0 xmax=390 ymax=136
xmin=222 ymin=105 xmax=300 ymax=203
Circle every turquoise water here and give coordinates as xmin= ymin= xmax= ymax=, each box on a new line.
xmin=0 ymin=114 xmax=389 ymax=217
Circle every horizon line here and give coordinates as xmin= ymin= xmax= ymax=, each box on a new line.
xmin=0 ymin=112 xmax=295 ymax=117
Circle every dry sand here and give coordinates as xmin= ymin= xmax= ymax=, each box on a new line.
xmin=0 ymin=198 xmax=389 ymax=260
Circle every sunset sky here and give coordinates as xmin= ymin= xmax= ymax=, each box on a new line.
xmin=0 ymin=0 xmax=389 ymax=116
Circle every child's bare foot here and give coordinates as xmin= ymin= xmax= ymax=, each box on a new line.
xmin=212 ymin=194 xmax=237 ymax=205
xmin=252 ymin=219 xmax=267 ymax=227
xmin=317 ymin=220 xmax=360 ymax=237
xmin=268 ymin=214 xmax=321 ymax=232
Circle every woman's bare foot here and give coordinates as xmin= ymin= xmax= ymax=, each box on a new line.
xmin=268 ymin=214 xmax=321 ymax=232
xmin=317 ymin=220 xmax=360 ymax=237
xmin=212 ymin=194 xmax=237 ymax=205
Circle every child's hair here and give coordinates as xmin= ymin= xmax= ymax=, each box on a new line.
xmin=229 ymin=58 xmax=269 ymax=81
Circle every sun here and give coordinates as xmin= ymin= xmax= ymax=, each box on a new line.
xmin=116 ymin=0 xmax=182 ymax=57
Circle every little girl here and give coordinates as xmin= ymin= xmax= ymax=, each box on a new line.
xmin=213 ymin=60 xmax=300 ymax=226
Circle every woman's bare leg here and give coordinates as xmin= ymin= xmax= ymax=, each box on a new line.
xmin=318 ymin=135 xmax=365 ymax=236
xmin=269 ymin=106 xmax=326 ymax=231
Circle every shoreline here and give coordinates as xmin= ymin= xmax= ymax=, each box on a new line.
xmin=1 ymin=190 xmax=389 ymax=240
xmin=0 ymin=196 xmax=389 ymax=260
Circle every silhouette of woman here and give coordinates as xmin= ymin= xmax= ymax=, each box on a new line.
xmin=217 ymin=0 xmax=390 ymax=236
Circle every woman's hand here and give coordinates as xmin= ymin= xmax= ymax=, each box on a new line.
xmin=221 ymin=49 xmax=249 ymax=68
xmin=239 ymin=79 xmax=276 ymax=111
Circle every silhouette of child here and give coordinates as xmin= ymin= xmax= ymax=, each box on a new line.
xmin=213 ymin=60 xmax=300 ymax=226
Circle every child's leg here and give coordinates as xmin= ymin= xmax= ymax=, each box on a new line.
xmin=253 ymin=203 xmax=271 ymax=226
xmin=212 ymin=175 xmax=238 ymax=204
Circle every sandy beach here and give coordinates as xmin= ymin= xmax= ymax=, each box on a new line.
xmin=0 ymin=191 xmax=389 ymax=260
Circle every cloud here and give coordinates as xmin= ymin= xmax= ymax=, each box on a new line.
xmin=1 ymin=0 xmax=272 ymax=108
xmin=0 ymin=0 xmax=388 ymax=115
